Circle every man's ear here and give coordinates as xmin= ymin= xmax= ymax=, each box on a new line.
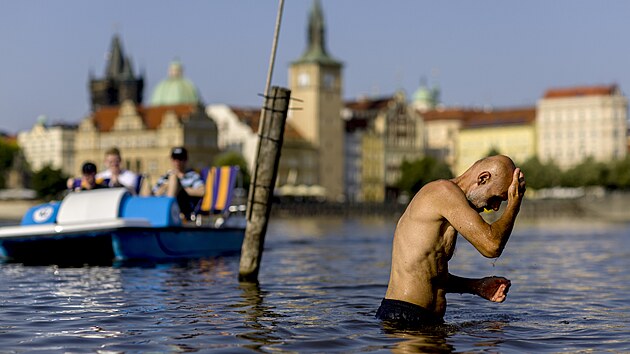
xmin=477 ymin=171 xmax=491 ymax=185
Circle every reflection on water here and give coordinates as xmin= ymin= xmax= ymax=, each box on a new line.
xmin=0 ymin=217 xmax=628 ymax=352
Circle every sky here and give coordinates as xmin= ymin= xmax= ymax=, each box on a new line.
xmin=1 ymin=0 xmax=629 ymax=135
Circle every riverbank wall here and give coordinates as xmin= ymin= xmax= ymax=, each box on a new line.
xmin=271 ymin=191 xmax=630 ymax=223
xmin=1 ymin=191 xmax=628 ymax=224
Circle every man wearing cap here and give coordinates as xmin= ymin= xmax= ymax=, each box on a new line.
xmin=152 ymin=147 xmax=205 ymax=218
xmin=67 ymin=162 xmax=108 ymax=192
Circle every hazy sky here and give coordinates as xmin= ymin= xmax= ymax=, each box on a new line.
xmin=1 ymin=0 xmax=629 ymax=134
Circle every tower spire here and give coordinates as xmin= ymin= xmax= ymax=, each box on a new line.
xmin=295 ymin=0 xmax=340 ymax=65
xmin=106 ymin=34 xmax=125 ymax=79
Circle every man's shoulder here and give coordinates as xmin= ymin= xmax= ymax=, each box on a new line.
xmin=184 ymin=169 xmax=201 ymax=178
xmin=411 ymin=179 xmax=465 ymax=213
xmin=422 ymin=179 xmax=461 ymax=195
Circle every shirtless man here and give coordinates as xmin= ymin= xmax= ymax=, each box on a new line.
xmin=376 ymin=155 xmax=526 ymax=326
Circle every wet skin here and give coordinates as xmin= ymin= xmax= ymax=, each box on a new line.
xmin=383 ymin=155 xmax=526 ymax=320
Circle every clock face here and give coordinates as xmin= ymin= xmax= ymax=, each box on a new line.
xmin=298 ymin=72 xmax=310 ymax=87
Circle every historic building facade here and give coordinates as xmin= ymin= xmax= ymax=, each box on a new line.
xmin=456 ymin=108 xmax=536 ymax=175
xmin=74 ymin=100 xmax=218 ymax=180
xmin=343 ymin=92 xmax=425 ymax=203
xmin=421 ymin=108 xmax=468 ymax=171
xmin=536 ymin=84 xmax=628 ymax=169
xmin=75 ymin=43 xmax=219 ymax=181
xmin=288 ymin=0 xmax=344 ymax=201
xmin=206 ymin=104 xmax=319 ymax=197
xmin=17 ymin=116 xmax=77 ymax=175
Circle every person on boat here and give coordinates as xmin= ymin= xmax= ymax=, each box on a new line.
xmin=152 ymin=146 xmax=204 ymax=219
xmin=67 ymin=162 xmax=108 ymax=192
xmin=96 ymin=147 xmax=139 ymax=194
xmin=376 ymin=155 xmax=526 ymax=327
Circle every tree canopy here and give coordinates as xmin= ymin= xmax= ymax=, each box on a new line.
xmin=397 ymin=156 xmax=453 ymax=195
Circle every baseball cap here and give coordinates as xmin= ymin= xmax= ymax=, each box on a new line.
xmin=171 ymin=146 xmax=188 ymax=160
xmin=82 ymin=162 xmax=97 ymax=174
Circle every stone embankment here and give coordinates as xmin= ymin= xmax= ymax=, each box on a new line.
xmin=1 ymin=192 xmax=628 ymax=224
xmin=0 ymin=199 xmax=40 ymax=223
xmin=272 ymin=191 xmax=630 ymax=223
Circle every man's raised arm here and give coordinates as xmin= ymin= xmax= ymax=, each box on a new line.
xmin=442 ymin=168 xmax=526 ymax=258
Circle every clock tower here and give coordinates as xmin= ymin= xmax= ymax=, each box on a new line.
xmin=289 ymin=0 xmax=344 ymax=201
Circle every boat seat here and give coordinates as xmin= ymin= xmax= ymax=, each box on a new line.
xmin=57 ymin=188 xmax=128 ymax=224
xmin=195 ymin=166 xmax=240 ymax=216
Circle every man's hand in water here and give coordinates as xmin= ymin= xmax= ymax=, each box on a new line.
xmin=475 ymin=276 xmax=511 ymax=303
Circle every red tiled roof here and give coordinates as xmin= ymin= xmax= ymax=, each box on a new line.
xmin=344 ymin=96 xmax=392 ymax=111
xmin=463 ymin=108 xmax=536 ymax=128
xmin=421 ymin=108 xmax=475 ymax=122
xmin=230 ymin=106 xmax=304 ymax=141
xmin=231 ymin=107 xmax=260 ymax=132
xmin=422 ymin=107 xmax=536 ymax=127
xmin=91 ymin=104 xmax=197 ymax=132
xmin=543 ymin=84 xmax=618 ymax=99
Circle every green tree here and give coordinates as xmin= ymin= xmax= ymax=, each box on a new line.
xmin=31 ymin=165 xmax=68 ymax=201
xmin=212 ymin=151 xmax=251 ymax=189
xmin=397 ymin=156 xmax=453 ymax=195
xmin=606 ymin=156 xmax=630 ymax=189
xmin=0 ymin=139 xmax=19 ymax=188
xmin=485 ymin=146 xmax=501 ymax=157
xmin=520 ymin=156 xmax=562 ymax=189
xmin=561 ymin=157 xmax=608 ymax=187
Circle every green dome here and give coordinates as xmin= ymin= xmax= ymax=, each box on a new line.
xmin=150 ymin=61 xmax=201 ymax=106
xmin=412 ymin=86 xmax=432 ymax=103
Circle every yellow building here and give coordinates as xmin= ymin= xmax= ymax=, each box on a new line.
xmin=421 ymin=109 xmax=468 ymax=170
xmin=456 ymin=108 xmax=536 ymax=175
xmin=288 ymin=0 xmax=344 ymax=201
xmin=360 ymin=130 xmax=384 ymax=202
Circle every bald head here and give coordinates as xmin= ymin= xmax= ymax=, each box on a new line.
xmin=462 ymin=155 xmax=517 ymax=212
xmin=473 ymin=155 xmax=515 ymax=183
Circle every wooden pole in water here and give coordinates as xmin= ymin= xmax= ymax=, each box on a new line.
xmin=239 ymin=86 xmax=291 ymax=282
xmin=239 ymin=0 xmax=287 ymax=282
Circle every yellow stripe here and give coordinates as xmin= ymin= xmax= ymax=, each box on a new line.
xmin=214 ymin=166 xmax=231 ymax=210
xmin=201 ymin=168 xmax=216 ymax=212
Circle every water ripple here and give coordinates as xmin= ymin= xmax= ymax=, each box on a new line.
xmin=0 ymin=218 xmax=628 ymax=352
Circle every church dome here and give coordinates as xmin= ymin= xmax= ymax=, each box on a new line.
xmin=150 ymin=60 xmax=201 ymax=106
xmin=412 ymin=86 xmax=432 ymax=103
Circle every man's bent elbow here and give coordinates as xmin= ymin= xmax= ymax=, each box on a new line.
xmin=480 ymin=244 xmax=503 ymax=258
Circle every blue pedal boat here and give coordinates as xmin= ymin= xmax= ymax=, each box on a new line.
xmin=0 ymin=186 xmax=246 ymax=265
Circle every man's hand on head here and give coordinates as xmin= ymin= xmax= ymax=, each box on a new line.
xmin=508 ymin=168 xmax=526 ymax=204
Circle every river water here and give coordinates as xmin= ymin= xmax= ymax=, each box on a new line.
xmin=0 ymin=216 xmax=629 ymax=353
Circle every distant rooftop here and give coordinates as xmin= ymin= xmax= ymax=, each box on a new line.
xmin=543 ymin=84 xmax=619 ymax=99
xmin=229 ymin=106 xmax=305 ymax=141
xmin=91 ymin=103 xmax=197 ymax=132
xmin=421 ymin=107 xmax=536 ymax=127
